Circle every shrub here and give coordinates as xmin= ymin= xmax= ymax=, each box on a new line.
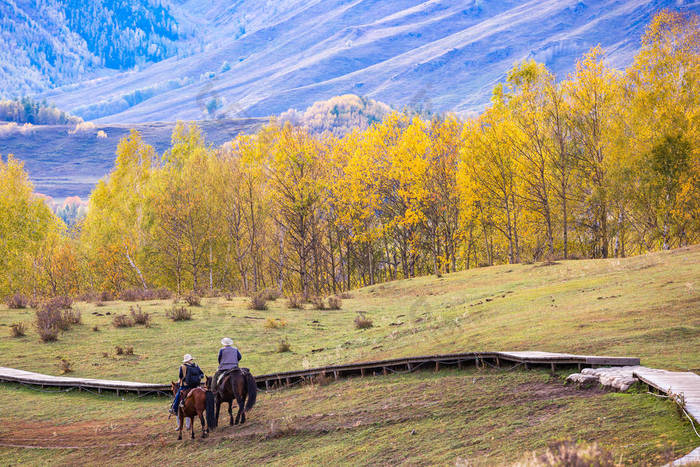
xmin=99 ymin=290 xmax=114 ymax=302
xmin=264 ymin=317 xmax=287 ymax=329
xmin=154 ymin=288 xmax=173 ymax=300
xmin=224 ymin=292 xmax=234 ymax=301
xmin=36 ymin=306 xmax=68 ymax=332
xmin=116 ymin=345 xmax=135 ymax=356
xmin=166 ymin=306 xmax=192 ymax=321
xmin=354 ymin=313 xmax=373 ymax=329
xmin=276 ymin=339 xmax=291 ymax=353
xmin=59 ymin=358 xmax=72 ymax=374
xmin=54 ymin=295 xmax=73 ymax=309
xmin=310 ymin=296 xmax=326 ymax=310
xmin=130 ymin=305 xmax=151 ymax=326
xmin=184 ymin=293 xmax=201 ymax=307
xmin=119 ymin=288 xmax=142 ymax=301
xmin=339 ymin=292 xmax=353 ymax=299
xmin=92 ymin=325 xmax=100 ymax=332
xmin=112 ymin=314 xmax=134 ymax=328
xmin=43 ymin=295 xmax=73 ymax=311
xmin=119 ymin=287 xmax=171 ymax=301
xmin=95 ymin=301 xmax=105 ymax=307
xmin=6 ymin=292 xmax=28 ymax=309
xmin=35 ymin=309 xmax=61 ymax=342
xmin=261 ymin=288 xmax=282 ymax=301
xmin=249 ymin=293 xmax=268 ymax=311
xmin=515 ymin=441 xmax=615 ymax=467
xmin=77 ymin=291 xmax=99 ymax=303
xmin=62 ymin=309 xmax=82 ymax=325
xmin=327 ymin=296 xmax=342 ymax=310
xmin=287 ymin=294 xmax=304 ymax=309
xmin=27 ymin=296 xmax=41 ymax=309
xmin=10 ymin=322 xmax=26 ymax=337
xmin=37 ymin=325 xmax=58 ymax=342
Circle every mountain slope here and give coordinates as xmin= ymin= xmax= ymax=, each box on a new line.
xmin=0 ymin=0 xmax=189 ymax=97
xmin=30 ymin=0 xmax=700 ymax=122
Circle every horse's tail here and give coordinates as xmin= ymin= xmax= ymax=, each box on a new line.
xmin=205 ymin=390 xmax=217 ymax=429
xmin=245 ymin=371 xmax=257 ymax=411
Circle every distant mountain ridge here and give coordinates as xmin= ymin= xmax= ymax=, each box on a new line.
xmin=2 ymin=0 xmax=699 ymax=121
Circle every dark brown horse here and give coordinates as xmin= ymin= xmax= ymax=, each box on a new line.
xmin=206 ymin=369 xmax=257 ymax=428
xmin=170 ymin=382 xmax=212 ymax=440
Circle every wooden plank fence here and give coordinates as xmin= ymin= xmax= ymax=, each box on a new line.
xmin=0 ymin=351 xmax=640 ymax=396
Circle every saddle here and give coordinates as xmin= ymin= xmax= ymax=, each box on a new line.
xmin=179 ymin=386 xmax=201 ymax=408
xmin=216 ymin=367 xmax=249 ymax=387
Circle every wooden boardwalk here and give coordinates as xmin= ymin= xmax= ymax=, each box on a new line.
xmin=634 ymin=367 xmax=700 ymax=424
xmin=0 ymin=350 xmax=639 ymax=396
xmin=0 ymin=366 xmax=168 ymax=396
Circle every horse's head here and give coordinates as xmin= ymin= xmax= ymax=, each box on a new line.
xmin=171 ymin=381 xmax=180 ymax=395
xmin=205 ymin=376 xmax=212 ymax=390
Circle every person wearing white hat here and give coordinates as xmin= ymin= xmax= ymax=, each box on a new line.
xmin=170 ymin=353 xmax=204 ymax=416
xmin=211 ymin=337 xmax=242 ymax=393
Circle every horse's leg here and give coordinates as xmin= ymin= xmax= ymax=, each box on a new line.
xmin=228 ymin=400 xmax=234 ymax=426
xmin=199 ymin=409 xmax=207 ymax=438
xmin=177 ymin=411 xmax=183 ymax=440
xmin=190 ymin=411 xmax=195 ymax=439
xmin=215 ymin=396 xmax=221 ymax=429
xmin=237 ymin=379 xmax=247 ymax=424
xmin=235 ymin=395 xmax=244 ymax=425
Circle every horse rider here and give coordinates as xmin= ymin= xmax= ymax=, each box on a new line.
xmin=212 ymin=337 xmax=242 ymax=392
xmin=170 ymin=354 xmax=204 ymax=415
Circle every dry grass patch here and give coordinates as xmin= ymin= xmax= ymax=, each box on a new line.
xmin=264 ymin=317 xmax=288 ymax=329
xmin=184 ymin=293 xmax=201 ymax=306
xmin=287 ymin=294 xmax=304 ymax=309
xmin=327 ymin=296 xmax=342 ymax=310
xmin=112 ymin=314 xmax=134 ymax=328
xmin=129 ymin=305 xmax=151 ymax=326
xmin=277 ymin=339 xmax=291 ymax=353
xmin=249 ymin=293 xmax=268 ymax=311
xmin=354 ymin=313 xmax=373 ymax=329
xmin=166 ymin=306 xmax=192 ymax=321
xmin=58 ymin=358 xmax=72 ymax=374
xmin=10 ymin=322 xmax=26 ymax=337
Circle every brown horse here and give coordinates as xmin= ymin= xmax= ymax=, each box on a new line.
xmin=170 ymin=382 xmax=211 ymax=440
xmin=206 ymin=368 xmax=257 ymax=428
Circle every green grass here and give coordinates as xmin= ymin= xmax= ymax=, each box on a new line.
xmin=0 ymin=246 xmax=697 ymax=465
xmin=0 ymin=246 xmax=697 ymax=382
xmin=0 ymin=369 xmax=696 ymax=466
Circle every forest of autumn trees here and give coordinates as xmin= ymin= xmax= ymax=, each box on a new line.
xmin=1 ymin=11 xmax=698 ymax=299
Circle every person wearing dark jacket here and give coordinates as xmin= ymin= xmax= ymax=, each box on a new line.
xmin=211 ymin=337 xmax=241 ymax=392
xmin=170 ymin=354 xmax=203 ymax=416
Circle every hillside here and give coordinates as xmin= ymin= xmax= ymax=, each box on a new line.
xmin=18 ymin=0 xmax=699 ymax=122
xmin=0 ymin=117 xmax=266 ymax=198
xmin=0 ymin=0 xmax=190 ymax=97
xmin=0 ymin=246 xmax=697 ymax=382
xmin=0 ymin=246 xmax=698 ymax=464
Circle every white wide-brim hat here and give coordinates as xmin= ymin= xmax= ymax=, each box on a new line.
xmin=221 ymin=337 xmax=233 ymax=346
xmin=183 ymin=354 xmax=194 ymax=363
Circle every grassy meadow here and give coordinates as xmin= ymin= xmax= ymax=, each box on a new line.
xmin=0 ymin=246 xmax=698 ymax=465
xmin=0 ymin=368 xmax=697 ymax=466
xmin=0 ymin=245 xmax=698 ymax=382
